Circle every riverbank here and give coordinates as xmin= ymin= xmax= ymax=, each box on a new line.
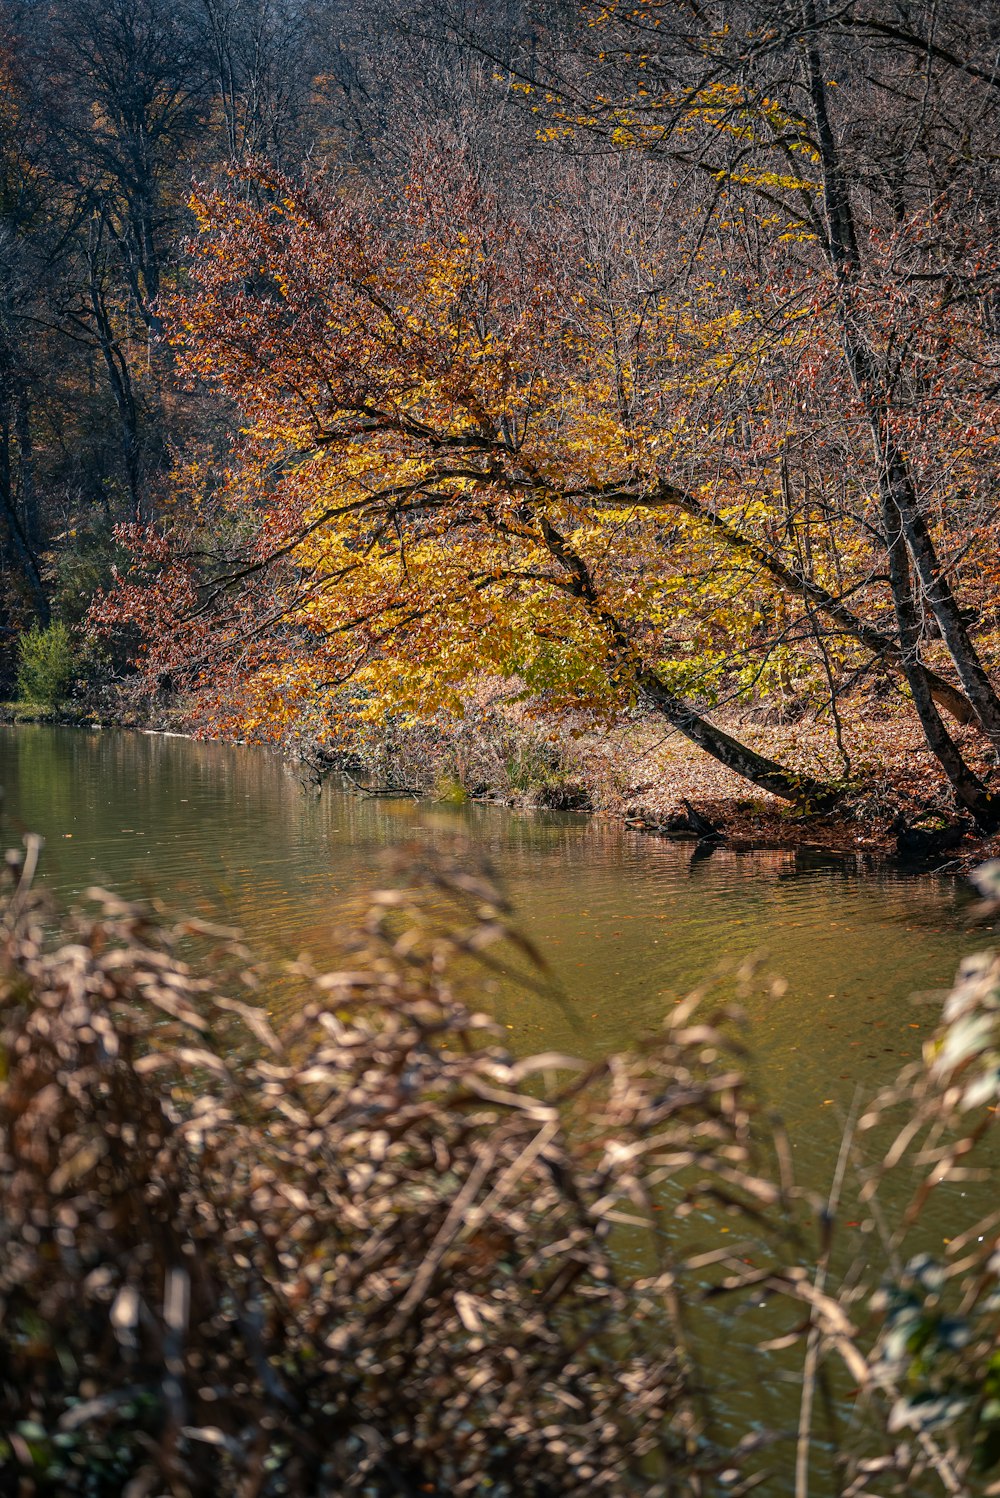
xmin=5 ymin=689 xmax=998 ymax=867
xmin=280 ymin=689 xmax=1000 ymax=867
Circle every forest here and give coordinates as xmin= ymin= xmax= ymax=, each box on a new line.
xmin=2 ymin=0 xmax=1000 ymax=839
xmin=4 ymin=6 xmax=1000 ymax=1492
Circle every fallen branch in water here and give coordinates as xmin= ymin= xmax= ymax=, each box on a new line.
xmin=341 ymin=767 xmax=422 ymax=798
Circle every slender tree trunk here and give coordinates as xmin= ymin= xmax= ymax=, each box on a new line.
xmin=882 ymin=518 xmax=998 ymax=829
xmin=801 ymin=13 xmax=1000 ymax=748
xmin=874 ymin=435 xmax=1000 ymax=740
xmin=0 ymin=332 xmax=49 ymax=625
xmin=0 ymin=407 xmax=49 ymax=626
xmin=14 ymin=384 xmax=38 ymax=553
xmin=88 ymin=248 xmax=143 ymax=523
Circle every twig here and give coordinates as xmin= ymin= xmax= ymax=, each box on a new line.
xmin=795 ymin=1088 xmax=861 ymax=1498
xmin=341 ymin=768 xmax=421 ymax=799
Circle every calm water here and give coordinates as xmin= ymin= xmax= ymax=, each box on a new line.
xmin=1 ymin=723 xmax=993 ymax=1486
xmin=0 ymin=723 xmax=979 ymax=1179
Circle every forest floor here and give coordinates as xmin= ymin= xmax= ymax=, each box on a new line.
xmin=521 ymin=706 xmax=1000 ymax=867
xmin=280 ymin=680 xmax=1000 ymax=869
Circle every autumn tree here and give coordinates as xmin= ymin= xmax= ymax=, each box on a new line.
xmin=4 ymin=0 xmax=996 ymax=831
xmin=483 ymin=0 xmax=1000 ymax=825
xmin=0 ymin=0 xmax=574 ymax=666
xmin=96 ymin=157 xmax=857 ymax=806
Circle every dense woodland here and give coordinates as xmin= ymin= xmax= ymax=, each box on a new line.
xmin=2 ymin=0 xmax=1000 ymax=828
xmin=5 ymin=9 xmax=1000 ymax=1491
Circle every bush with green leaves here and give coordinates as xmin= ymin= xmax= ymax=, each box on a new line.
xmin=15 ymin=620 xmax=75 ymax=708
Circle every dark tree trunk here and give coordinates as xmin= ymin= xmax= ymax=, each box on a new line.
xmin=638 ymin=665 xmax=836 ymax=804
xmin=615 ymin=481 xmax=976 ymax=727
xmin=537 ymin=513 xmax=838 ymax=807
xmin=878 ymin=442 xmax=1000 ymax=742
xmin=0 ymin=331 xmax=49 ymax=626
xmin=0 ymin=408 xmax=50 ymax=626
xmin=801 ymin=17 xmax=1000 ymax=749
xmin=14 ymin=384 xmax=38 ymax=554
xmin=882 ymin=518 xmax=999 ymax=830
xmin=88 ymin=247 xmax=143 ymax=523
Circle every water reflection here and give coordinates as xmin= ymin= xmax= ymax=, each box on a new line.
xmin=4 ymin=723 xmax=995 ymax=1490
xmin=0 ymin=723 xmax=975 ymax=1189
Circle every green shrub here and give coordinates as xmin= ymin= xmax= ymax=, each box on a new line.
xmin=15 ymin=620 xmax=75 ymax=707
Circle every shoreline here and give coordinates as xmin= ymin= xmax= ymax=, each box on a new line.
xmin=5 ymin=697 xmax=999 ymax=874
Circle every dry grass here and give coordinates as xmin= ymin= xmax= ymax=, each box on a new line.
xmin=2 ymin=839 xmax=1000 ymax=1495
xmin=0 ymin=837 xmax=790 ymax=1495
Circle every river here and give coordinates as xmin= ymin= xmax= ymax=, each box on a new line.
xmin=0 ymin=722 xmax=991 ymax=1486
xmin=0 ymin=724 xmax=974 ymax=1159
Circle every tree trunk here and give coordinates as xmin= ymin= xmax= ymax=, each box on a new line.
xmin=14 ymin=384 xmax=38 ymax=554
xmin=0 ymin=339 xmax=49 ymax=625
xmin=88 ymin=248 xmax=144 ymax=523
xmin=801 ymin=16 xmax=1000 ymax=747
xmin=613 ymin=480 xmax=976 ymax=727
xmin=0 ymin=410 xmax=50 ymax=626
xmin=882 ymin=517 xmax=999 ymax=830
xmin=877 ymin=438 xmax=1000 ymax=742
xmin=537 ymin=513 xmax=838 ymax=807
xmin=637 ymin=664 xmax=836 ymax=804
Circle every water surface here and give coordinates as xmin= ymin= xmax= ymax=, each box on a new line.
xmin=1 ymin=722 xmax=992 ymax=1485
xmin=0 ymin=723 xmax=979 ymax=1175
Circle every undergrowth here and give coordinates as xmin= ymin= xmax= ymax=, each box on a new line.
xmin=1 ymin=841 xmax=999 ymax=1494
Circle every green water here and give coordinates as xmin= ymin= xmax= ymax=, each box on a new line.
xmin=0 ymin=723 xmax=978 ymax=1182
xmin=1 ymin=722 xmax=994 ymax=1487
